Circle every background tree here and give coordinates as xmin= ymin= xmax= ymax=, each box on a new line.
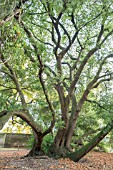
xmin=0 ymin=0 xmax=113 ymax=161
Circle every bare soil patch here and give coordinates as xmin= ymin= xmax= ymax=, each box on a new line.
xmin=0 ymin=149 xmax=113 ymax=169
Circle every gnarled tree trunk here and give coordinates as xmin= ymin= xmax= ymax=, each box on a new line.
xmin=0 ymin=109 xmax=55 ymax=156
xmin=27 ymin=132 xmax=44 ymax=156
xmin=0 ymin=110 xmax=44 ymax=156
xmin=52 ymin=94 xmax=79 ymax=154
xmin=51 ymin=112 xmax=79 ymax=156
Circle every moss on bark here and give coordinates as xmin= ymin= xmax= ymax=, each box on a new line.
xmin=67 ymin=121 xmax=113 ymax=162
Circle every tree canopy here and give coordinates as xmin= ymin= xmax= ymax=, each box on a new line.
xmin=0 ymin=0 xmax=113 ymax=161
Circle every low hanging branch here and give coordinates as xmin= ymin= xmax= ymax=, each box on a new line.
xmin=0 ymin=110 xmax=42 ymax=134
xmin=68 ymin=119 xmax=113 ymax=162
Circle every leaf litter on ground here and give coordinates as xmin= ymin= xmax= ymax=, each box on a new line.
xmin=0 ymin=149 xmax=113 ymax=169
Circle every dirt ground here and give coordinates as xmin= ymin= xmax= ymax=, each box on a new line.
xmin=0 ymin=149 xmax=113 ymax=169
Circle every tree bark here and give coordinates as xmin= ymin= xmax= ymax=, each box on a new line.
xmin=54 ymin=128 xmax=67 ymax=148
xmin=53 ymin=112 xmax=78 ymax=151
xmin=64 ymin=94 xmax=78 ymax=150
xmin=27 ymin=132 xmax=44 ymax=156
xmin=52 ymin=94 xmax=78 ymax=153
xmin=64 ymin=119 xmax=76 ymax=149
xmin=67 ymin=121 xmax=113 ymax=162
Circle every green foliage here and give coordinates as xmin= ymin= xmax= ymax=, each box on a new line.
xmin=42 ymin=134 xmax=54 ymax=154
xmin=1 ymin=0 xmax=113 ymax=157
xmin=27 ymin=134 xmax=34 ymax=149
xmin=94 ymin=135 xmax=113 ymax=153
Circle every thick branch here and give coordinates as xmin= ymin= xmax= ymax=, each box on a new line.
xmin=58 ymin=31 xmax=79 ymax=58
xmin=68 ymin=47 xmax=98 ymax=99
xmin=96 ymin=24 xmax=104 ymax=44
xmin=51 ymin=26 xmax=65 ymax=50
xmin=52 ymin=18 xmax=71 ymax=46
xmin=62 ymin=62 xmax=72 ymax=81
xmin=53 ymin=21 xmax=61 ymax=56
xmin=0 ymin=110 xmax=42 ymax=134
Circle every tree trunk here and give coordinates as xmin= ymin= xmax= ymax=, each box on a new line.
xmin=51 ymin=115 xmax=78 ymax=156
xmin=64 ymin=94 xmax=78 ymax=150
xmin=54 ymin=128 xmax=67 ymax=148
xmin=53 ymin=99 xmax=69 ymax=149
xmin=64 ymin=112 xmax=79 ymax=150
xmin=27 ymin=132 xmax=44 ymax=156
xmin=0 ymin=109 xmax=55 ymax=157
xmin=0 ymin=110 xmax=44 ymax=156
xmin=67 ymin=121 xmax=113 ymax=162
xmin=64 ymin=120 xmax=76 ymax=150
xmin=52 ymin=108 xmax=79 ymax=155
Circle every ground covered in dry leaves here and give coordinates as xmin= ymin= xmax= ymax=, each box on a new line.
xmin=0 ymin=149 xmax=113 ymax=169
